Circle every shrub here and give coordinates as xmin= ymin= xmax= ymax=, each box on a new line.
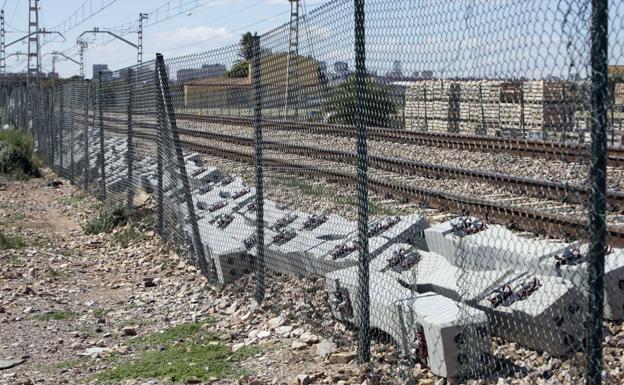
xmin=83 ymin=204 xmax=129 ymax=235
xmin=0 ymin=129 xmax=41 ymax=179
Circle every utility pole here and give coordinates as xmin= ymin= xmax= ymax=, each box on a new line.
xmin=283 ymin=0 xmax=299 ymax=119
xmin=1 ymin=10 xmax=6 ymax=76
xmin=137 ymin=13 xmax=148 ymax=67
xmin=27 ymin=0 xmax=40 ymax=86
xmin=78 ymin=41 xmax=87 ymax=78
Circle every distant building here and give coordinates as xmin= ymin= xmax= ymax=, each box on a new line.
xmin=92 ymin=64 xmax=112 ymax=80
xmin=47 ymin=72 xmax=59 ymax=80
xmin=609 ymin=65 xmax=624 ymax=79
xmin=383 ymin=60 xmax=404 ymax=81
xmin=334 ymin=61 xmax=349 ymax=76
xmin=412 ymin=70 xmax=433 ymax=80
xmin=319 ymin=61 xmax=328 ymax=74
xmin=393 ymin=60 xmax=402 ymax=73
xmin=184 ymin=53 xmax=323 ymax=109
xmin=176 ymin=64 xmax=226 ymax=83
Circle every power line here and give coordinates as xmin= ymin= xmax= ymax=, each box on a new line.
xmin=7 ymin=0 xmax=20 ymax=27
xmin=149 ymin=10 xmax=292 ymax=55
xmin=109 ymin=0 xmax=218 ymax=35
xmin=50 ymin=0 xmax=120 ymax=35
xmin=89 ymin=0 xmax=266 ymax=56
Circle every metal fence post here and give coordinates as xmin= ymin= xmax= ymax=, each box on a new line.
xmin=68 ymin=87 xmax=75 ymax=184
xmin=252 ymin=35 xmax=265 ymax=304
xmin=69 ymin=85 xmax=75 ymax=184
xmin=50 ymin=88 xmax=55 ymax=168
xmin=155 ymin=53 xmax=216 ymax=281
xmin=60 ymin=88 xmax=64 ymax=176
xmin=84 ymin=80 xmax=90 ymax=190
xmin=98 ymin=72 xmax=107 ymax=200
xmin=155 ymin=65 xmax=164 ymax=235
xmin=587 ymin=0 xmax=608 ymax=383
xmin=354 ymin=0 xmax=370 ymax=364
xmin=127 ymin=68 xmax=134 ymax=209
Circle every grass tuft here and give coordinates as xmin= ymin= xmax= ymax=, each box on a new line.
xmin=112 ymin=226 xmax=141 ymax=248
xmin=83 ymin=204 xmax=129 ymax=235
xmin=0 ymin=231 xmax=26 ymax=250
xmin=96 ymin=343 xmax=232 ymax=383
xmin=95 ymin=320 xmax=259 ymax=383
xmin=92 ymin=308 xmax=108 ymax=319
xmin=34 ymin=310 xmax=76 ymax=321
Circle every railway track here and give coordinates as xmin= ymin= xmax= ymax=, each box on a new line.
xmin=98 ymin=117 xmax=624 ymax=212
xmin=172 ymin=114 xmax=624 ymax=167
xmin=96 ymin=121 xmax=624 ymax=247
xmin=82 ymin=111 xmax=624 ymax=166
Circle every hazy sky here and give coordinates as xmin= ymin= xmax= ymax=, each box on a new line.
xmin=2 ymin=0 xmax=622 ymax=80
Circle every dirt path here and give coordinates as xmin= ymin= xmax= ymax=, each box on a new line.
xmin=0 ymin=170 xmax=402 ymax=385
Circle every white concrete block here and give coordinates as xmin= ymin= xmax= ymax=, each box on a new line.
xmin=303 ymin=214 xmax=356 ymax=240
xmin=425 ymin=220 xmax=569 ymax=272
xmin=396 ymin=293 xmax=491 ymax=379
xmin=477 ymin=273 xmax=584 ymax=355
xmin=197 ymin=220 xmax=254 ymax=284
xmin=326 ymin=267 xmax=491 ymax=378
xmin=184 ymin=152 xmax=202 ymax=166
xmin=308 ymin=236 xmax=389 ymax=276
xmin=265 ymin=227 xmax=327 ymax=276
xmin=373 ymin=250 xmax=583 ymax=355
xmin=545 ymin=245 xmax=624 ymax=320
xmin=206 ymin=240 xmax=255 ymax=285
xmin=187 ymin=164 xmax=222 ymax=189
xmin=377 ymin=214 xmax=430 ymax=249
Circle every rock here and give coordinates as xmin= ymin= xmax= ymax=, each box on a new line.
xmin=268 ymin=316 xmax=285 ymax=329
xmin=296 ymin=374 xmax=311 ymax=385
xmin=419 ymin=380 xmax=435 ymax=385
xmin=257 ymin=330 xmax=271 ymax=339
xmin=21 ymin=286 xmax=35 ymax=295
xmin=186 ymin=377 xmax=201 ymax=384
xmin=70 ymin=342 xmax=84 ymax=350
xmin=436 ymin=379 xmax=446 ymax=385
xmin=275 ymin=325 xmax=293 ymax=337
xmin=315 ymin=340 xmax=336 ymax=358
xmin=240 ymin=311 xmax=254 ymax=322
xmin=232 ymin=343 xmax=245 ymax=352
xmin=291 ymin=340 xmax=308 ymax=350
xmin=0 ymin=359 xmax=24 ymax=370
xmin=328 ymin=351 xmax=356 ymax=364
xmin=224 ymin=302 xmax=238 ymax=315
xmin=78 ymin=347 xmax=111 ymax=358
xmin=114 ymin=345 xmax=129 ymax=354
xmin=300 ymin=332 xmax=319 ymax=344
xmin=143 ymin=277 xmax=157 ymax=288
xmin=122 ymin=326 xmax=137 ymax=336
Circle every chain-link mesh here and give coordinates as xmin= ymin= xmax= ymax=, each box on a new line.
xmin=2 ymin=0 xmax=622 ymax=383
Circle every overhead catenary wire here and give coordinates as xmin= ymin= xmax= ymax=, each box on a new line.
xmin=101 ymin=8 xmax=297 ymax=69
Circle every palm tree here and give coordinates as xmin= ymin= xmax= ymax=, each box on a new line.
xmin=239 ymin=32 xmax=255 ymax=61
xmin=225 ymin=32 xmax=256 ymax=78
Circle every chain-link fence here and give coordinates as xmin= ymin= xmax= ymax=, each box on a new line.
xmin=1 ymin=0 xmax=622 ymax=383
